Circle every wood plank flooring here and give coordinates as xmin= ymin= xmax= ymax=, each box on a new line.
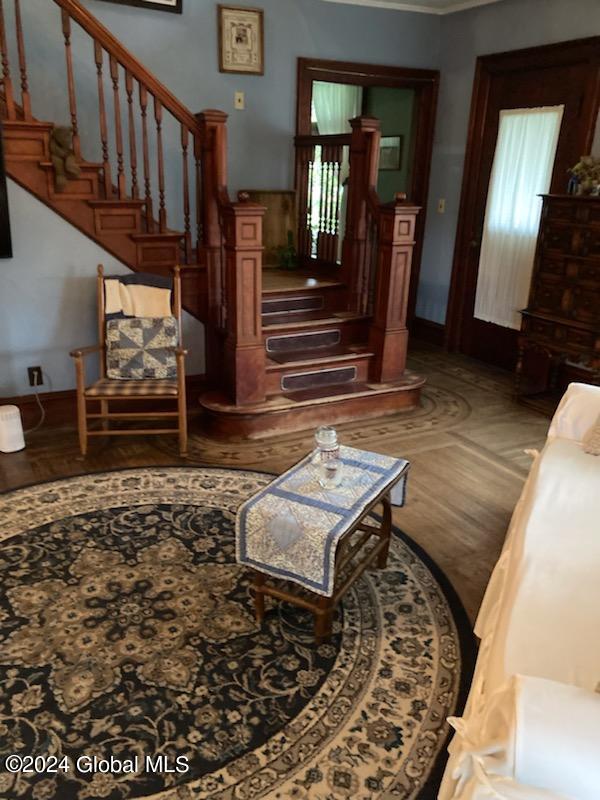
xmin=0 ymin=343 xmax=550 ymax=623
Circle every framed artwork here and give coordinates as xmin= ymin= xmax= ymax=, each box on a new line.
xmin=218 ymin=5 xmax=264 ymax=75
xmin=379 ymin=136 xmax=403 ymax=171
xmin=95 ymin=0 xmax=182 ymax=13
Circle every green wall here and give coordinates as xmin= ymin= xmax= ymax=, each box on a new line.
xmin=365 ymin=87 xmax=416 ymax=202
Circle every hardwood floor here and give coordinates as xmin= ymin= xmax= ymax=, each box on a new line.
xmin=0 ymin=342 xmax=550 ymax=623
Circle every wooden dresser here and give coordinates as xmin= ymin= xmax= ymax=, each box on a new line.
xmin=516 ymin=194 xmax=600 ymax=403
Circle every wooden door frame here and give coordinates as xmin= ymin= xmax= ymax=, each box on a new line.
xmin=445 ymin=37 xmax=600 ymax=352
xmin=296 ymin=57 xmax=439 ymax=325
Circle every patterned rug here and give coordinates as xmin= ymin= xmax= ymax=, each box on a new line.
xmin=0 ymin=468 xmax=475 ymax=800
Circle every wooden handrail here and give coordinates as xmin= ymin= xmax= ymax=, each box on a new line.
xmin=52 ymin=0 xmax=201 ymax=135
xmin=295 ymin=133 xmax=352 ymax=148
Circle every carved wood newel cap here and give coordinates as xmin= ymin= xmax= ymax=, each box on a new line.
xmin=238 ymin=191 xmax=251 ymax=203
xmin=195 ymin=108 xmax=229 ymax=125
xmin=350 ymin=115 xmax=381 ymax=131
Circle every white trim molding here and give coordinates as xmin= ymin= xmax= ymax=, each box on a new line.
xmin=321 ymin=0 xmax=504 ymax=14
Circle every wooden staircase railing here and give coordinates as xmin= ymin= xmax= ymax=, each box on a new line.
xmin=296 ymin=116 xmax=420 ymax=383
xmin=342 ymin=116 xmax=420 ymax=382
xmin=294 ymin=132 xmax=351 ymax=267
xmin=0 ymin=0 xmax=265 ymax=406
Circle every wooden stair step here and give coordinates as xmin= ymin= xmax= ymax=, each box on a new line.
xmin=132 ymin=231 xmax=184 ymax=270
xmin=262 ymin=294 xmax=325 ymax=315
xmin=282 ymin=381 xmax=374 ymax=402
xmin=3 ymin=120 xmax=53 ymax=161
xmin=199 ymin=371 xmax=426 ymax=439
xmin=263 ymin=311 xmax=369 ymax=330
xmin=262 ymin=271 xmax=344 ymax=296
xmin=88 ymin=198 xmax=147 ymax=236
xmin=266 ymin=344 xmax=372 ymax=368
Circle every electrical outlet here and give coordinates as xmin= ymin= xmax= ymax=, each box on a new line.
xmin=234 ymin=91 xmax=245 ymax=110
xmin=437 ymin=198 xmax=446 ymax=214
xmin=28 ymin=366 xmax=43 ymax=387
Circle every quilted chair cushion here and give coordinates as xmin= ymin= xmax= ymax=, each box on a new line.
xmin=106 ymin=316 xmax=178 ymax=380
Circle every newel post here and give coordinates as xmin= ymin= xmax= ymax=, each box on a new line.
xmin=196 ymin=109 xmax=228 ymax=330
xmin=221 ymin=193 xmax=266 ymax=405
xmin=369 ymin=199 xmax=420 ymax=382
xmin=341 ymin=116 xmax=381 ymax=312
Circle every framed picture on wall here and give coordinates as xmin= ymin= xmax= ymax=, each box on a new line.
xmin=96 ymin=0 xmax=182 ymax=13
xmin=379 ymin=136 xmax=403 ymax=171
xmin=218 ymin=5 xmax=264 ymax=75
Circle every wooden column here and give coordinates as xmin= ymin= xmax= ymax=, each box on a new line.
xmin=197 ymin=109 xmax=228 ymax=330
xmin=221 ymin=196 xmax=266 ymax=405
xmin=368 ymin=200 xmax=420 ymax=382
xmin=196 ymin=109 xmax=228 ymax=390
xmin=341 ymin=116 xmax=381 ymax=312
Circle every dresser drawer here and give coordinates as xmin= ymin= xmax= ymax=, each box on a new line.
xmin=538 ymin=256 xmax=566 ymax=278
xmin=581 ymin=228 xmax=600 ymax=258
xmin=571 ymin=286 xmax=600 ymax=323
xmin=541 ymin=221 xmax=574 ymax=254
xmin=544 ymin=197 xmax=600 ymax=225
xmin=531 ymin=281 xmax=567 ymax=315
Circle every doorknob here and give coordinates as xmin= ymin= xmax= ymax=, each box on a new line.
xmin=470 ymin=238 xmax=480 ymax=248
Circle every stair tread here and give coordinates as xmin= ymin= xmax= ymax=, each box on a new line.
xmin=201 ymin=371 xmax=425 ymax=413
xmin=263 ymin=310 xmax=369 ymax=329
xmin=39 ymin=160 xmax=103 ymax=170
xmin=88 ymin=198 xmax=147 ymax=207
xmin=266 ymin=345 xmax=372 ymax=369
xmin=281 ymin=382 xmax=373 ymax=402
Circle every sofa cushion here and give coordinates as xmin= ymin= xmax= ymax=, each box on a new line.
xmin=548 ymin=382 xmax=600 ymax=443
xmin=582 ymin=413 xmax=600 ymax=455
xmin=106 ymin=316 xmax=178 ymax=380
xmin=448 ymin=676 xmax=600 ymax=800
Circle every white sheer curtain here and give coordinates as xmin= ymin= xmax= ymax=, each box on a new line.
xmin=312 ymin=82 xmax=363 ymax=134
xmin=474 ymin=105 xmax=564 ymax=330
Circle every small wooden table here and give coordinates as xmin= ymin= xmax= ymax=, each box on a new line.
xmin=236 ymin=445 xmax=408 ymax=642
xmin=251 ymin=489 xmax=394 ymax=641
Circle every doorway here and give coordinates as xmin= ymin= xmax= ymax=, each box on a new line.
xmin=445 ymin=38 xmax=600 ymax=370
xmin=295 ymin=58 xmax=439 ymax=326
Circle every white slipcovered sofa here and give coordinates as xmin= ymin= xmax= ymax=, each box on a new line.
xmin=439 ymin=383 xmax=600 ymax=800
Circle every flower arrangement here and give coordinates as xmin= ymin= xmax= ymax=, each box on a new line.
xmin=568 ymin=155 xmax=600 ymax=195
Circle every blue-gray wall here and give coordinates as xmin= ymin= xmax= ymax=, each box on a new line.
xmin=416 ymin=0 xmax=600 ymax=324
xmin=0 ymin=180 xmax=206 ymax=396
xmin=4 ymin=0 xmax=600 ymax=397
xmin=80 ymin=0 xmax=442 ymax=191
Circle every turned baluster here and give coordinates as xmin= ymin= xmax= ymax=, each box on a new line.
xmin=61 ymin=10 xmax=80 ymax=157
xmin=296 ymin=145 xmax=314 ymax=262
xmin=0 ymin=1 xmax=16 ymax=120
xmin=154 ymin=96 xmax=167 ymax=232
xmin=125 ymin=70 xmax=139 ymax=199
xmin=331 ymin=145 xmax=343 ymax=261
xmin=139 ymin=84 xmax=154 ymax=231
xmin=14 ymin=0 xmax=31 ymax=119
xmin=194 ymin=133 xmax=203 ymax=257
xmin=94 ymin=42 xmax=112 ymax=197
xmin=109 ymin=55 xmax=126 ymax=198
xmin=181 ymin=124 xmax=192 ymax=262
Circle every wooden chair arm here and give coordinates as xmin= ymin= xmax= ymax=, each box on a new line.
xmin=167 ymin=346 xmax=188 ymax=357
xmin=70 ymin=344 xmax=103 ymax=358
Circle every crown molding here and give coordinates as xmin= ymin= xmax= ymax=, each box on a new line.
xmin=321 ymin=0 xmax=503 ymax=14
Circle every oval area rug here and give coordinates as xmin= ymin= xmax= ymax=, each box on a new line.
xmin=0 ymin=467 xmax=474 ymax=800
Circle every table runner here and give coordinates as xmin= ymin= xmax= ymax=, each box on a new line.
xmin=236 ymin=445 xmax=409 ymax=597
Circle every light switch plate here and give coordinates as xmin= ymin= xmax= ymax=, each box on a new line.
xmin=437 ymin=198 xmax=446 ymax=214
xmin=234 ymin=91 xmax=245 ymax=110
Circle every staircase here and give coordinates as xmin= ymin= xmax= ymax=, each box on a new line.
xmin=1 ymin=0 xmax=424 ymax=438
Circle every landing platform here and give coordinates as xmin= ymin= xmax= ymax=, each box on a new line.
xmin=199 ymin=371 xmax=425 ymax=439
xmin=262 ymin=267 xmax=343 ymax=294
